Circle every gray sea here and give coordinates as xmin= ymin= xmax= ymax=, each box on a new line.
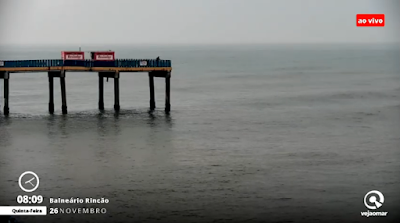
xmin=0 ymin=44 xmax=399 ymax=223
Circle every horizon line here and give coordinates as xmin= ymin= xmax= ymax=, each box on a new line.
xmin=1 ymin=41 xmax=399 ymax=46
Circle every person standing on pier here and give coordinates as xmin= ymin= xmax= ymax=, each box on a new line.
xmin=156 ymin=56 xmax=160 ymax=66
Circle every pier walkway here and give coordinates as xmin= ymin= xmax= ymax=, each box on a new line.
xmin=0 ymin=59 xmax=172 ymax=115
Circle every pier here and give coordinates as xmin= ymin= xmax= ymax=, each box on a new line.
xmin=0 ymin=59 xmax=172 ymax=115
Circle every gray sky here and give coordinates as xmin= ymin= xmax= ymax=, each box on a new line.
xmin=0 ymin=0 xmax=399 ymax=45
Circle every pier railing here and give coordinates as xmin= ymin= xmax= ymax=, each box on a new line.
xmin=0 ymin=59 xmax=172 ymax=68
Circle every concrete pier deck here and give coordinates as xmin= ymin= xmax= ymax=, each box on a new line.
xmin=0 ymin=59 xmax=172 ymax=115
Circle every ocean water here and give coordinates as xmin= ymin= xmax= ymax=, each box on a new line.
xmin=0 ymin=44 xmax=399 ymax=223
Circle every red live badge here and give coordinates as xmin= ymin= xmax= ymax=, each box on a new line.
xmin=356 ymin=14 xmax=385 ymax=27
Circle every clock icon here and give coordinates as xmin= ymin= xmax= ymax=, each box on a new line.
xmin=18 ymin=171 xmax=40 ymax=193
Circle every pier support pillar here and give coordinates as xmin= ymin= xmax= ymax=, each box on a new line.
xmin=48 ymin=72 xmax=54 ymax=114
xmin=60 ymin=71 xmax=67 ymax=114
xmin=165 ymin=72 xmax=171 ymax=113
xmin=98 ymin=73 xmax=104 ymax=110
xmin=149 ymin=73 xmax=156 ymax=110
xmin=114 ymin=72 xmax=120 ymax=112
xmin=1 ymin=72 xmax=10 ymax=115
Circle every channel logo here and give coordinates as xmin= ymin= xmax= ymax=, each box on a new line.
xmin=364 ymin=190 xmax=384 ymax=209
xmin=361 ymin=190 xmax=388 ymax=217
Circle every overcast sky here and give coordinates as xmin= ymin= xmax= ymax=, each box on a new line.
xmin=0 ymin=0 xmax=399 ymax=45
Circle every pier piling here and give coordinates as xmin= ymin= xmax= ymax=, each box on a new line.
xmin=48 ymin=72 xmax=54 ymax=114
xmin=3 ymin=73 xmax=9 ymax=115
xmin=114 ymin=72 xmax=120 ymax=112
xmin=149 ymin=73 xmax=156 ymax=110
xmin=98 ymin=73 xmax=104 ymax=110
xmin=165 ymin=73 xmax=171 ymax=113
xmin=60 ymin=72 xmax=67 ymax=114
